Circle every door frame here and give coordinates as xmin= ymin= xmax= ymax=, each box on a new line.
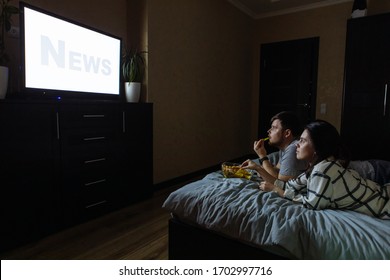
xmin=258 ymin=37 xmax=319 ymax=138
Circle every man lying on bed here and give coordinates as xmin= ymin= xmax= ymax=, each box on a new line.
xmin=254 ymin=111 xmax=307 ymax=181
xmin=242 ymin=120 xmax=390 ymax=219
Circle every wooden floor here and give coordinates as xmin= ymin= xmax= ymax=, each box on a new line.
xmin=0 ymin=184 xmax=183 ymax=260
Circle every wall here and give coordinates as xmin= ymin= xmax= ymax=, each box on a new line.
xmin=127 ymin=0 xmax=148 ymax=102
xmin=251 ymin=0 xmax=390 ymax=137
xmin=148 ymin=0 xmax=253 ymax=183
xmin=23 ymin=0 xmax=127 ymax=38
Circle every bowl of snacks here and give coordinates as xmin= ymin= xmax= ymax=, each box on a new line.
xmin=221 ymin=162 xmax=253 ymax=180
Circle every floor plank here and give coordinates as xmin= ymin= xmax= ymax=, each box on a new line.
xmin=0 ymin=184 xmax=180 ymax=260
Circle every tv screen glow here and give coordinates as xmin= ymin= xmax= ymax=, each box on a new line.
xmin=21 ymin=3 xmax=121 ymax=97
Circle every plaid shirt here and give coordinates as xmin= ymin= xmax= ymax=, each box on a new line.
xmin=275 ymin=159 xmax=390 ymax=219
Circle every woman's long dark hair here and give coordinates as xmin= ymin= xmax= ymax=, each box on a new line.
xmin=304 ymin=120 xmax=350 ymax=175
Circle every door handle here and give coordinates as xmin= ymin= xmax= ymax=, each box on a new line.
xmin=297 ymin=103 xmax=310 ymax=108
xmin=122 ymin=111 xmax=126 ymax=133
xmin=384 ymin=84 xmax=388 ymax=117
xmin=56 ymin=112 xmax=60 ymax=140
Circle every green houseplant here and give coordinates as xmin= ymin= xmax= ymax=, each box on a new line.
xmin=0 ymin=0 xmax=19 ymax=99
xmin=122 ymin=47 xmax=146 ymax=102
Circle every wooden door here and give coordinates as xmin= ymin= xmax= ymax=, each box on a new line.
xmin=0 ymin=102 xmax=60 ymax=251
xmin=118 ymin=103 xmax=153 ymax=205
xmin=342 ymin=14 xmax=390 ymax=160
xmin=259 ymin=38 xmax=319 ymax=138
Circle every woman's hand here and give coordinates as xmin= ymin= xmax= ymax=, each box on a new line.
xmin=259 ymin=181 xmax=275 ymax=192
xmin=259 ymin=181 xmax=283 ymax=197
xmin=259 ymin=181 xmax=284 ymax=197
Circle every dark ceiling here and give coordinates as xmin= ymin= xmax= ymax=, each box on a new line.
xmin=227 ymin=0 xmax=353 ymax=18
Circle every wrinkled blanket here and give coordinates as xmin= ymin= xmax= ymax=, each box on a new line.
xmin=163 ymin=171 xmax=390 ymax=259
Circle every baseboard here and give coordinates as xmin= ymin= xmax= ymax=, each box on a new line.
xmin=153 ymin=154 xmax=256 ymax=191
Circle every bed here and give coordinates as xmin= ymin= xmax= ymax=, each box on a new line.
xmin=162 ymin=168 xmax=390 ymax=260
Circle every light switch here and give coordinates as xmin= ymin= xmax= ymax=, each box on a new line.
xmin=320 ymin=103 xmax=327 ymax=114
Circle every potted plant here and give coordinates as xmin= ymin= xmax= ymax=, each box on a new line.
xmin=122 ymin=46 xmax=146 ymax=102
xmin=0 ymin=0 xmax=19 ymax=99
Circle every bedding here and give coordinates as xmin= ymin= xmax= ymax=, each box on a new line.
xmin=162 ymin=171 xmax=390 ymax=259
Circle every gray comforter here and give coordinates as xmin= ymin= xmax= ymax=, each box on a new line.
xmin=162 ymin=171 xmax=390 ymax=259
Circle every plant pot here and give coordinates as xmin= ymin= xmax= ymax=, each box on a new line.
xmin=0 ymin=66 xmax=9 ymax=99
xmin=124 ymin=82 xmax=141 ymax=102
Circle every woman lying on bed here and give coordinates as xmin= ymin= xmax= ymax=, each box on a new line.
xmin=241 ymin=120 xmax=390 ymax=220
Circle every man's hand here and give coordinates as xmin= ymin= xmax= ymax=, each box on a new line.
xmin=240 ymin=159 xmax=259 ymax=171
xmin=241 ymin=159 xmax=276 ymax=183
xmin=254 ymin=139 xmax=267 ymax=158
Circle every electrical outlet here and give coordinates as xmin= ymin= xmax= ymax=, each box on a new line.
xmin=7 ymin=26 xmax=19 ymax=38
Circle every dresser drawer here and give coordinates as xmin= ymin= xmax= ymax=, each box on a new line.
xmin=81 ymin=176 xmax=115 ymax=220
xmin=59 ymin=104 xmax=122 ymax=130
xmin=61 ymin=133 xmax=119 ymax=175
xmin=82 ymin=177 xmax=110 ymax=205
xmin=62 ymin=171 xmax=114 ymax=220
xmin=61 ymin=130 xmax=117 ymax=149
xmin=62 ymin=156 xmax=115 ymax=183
xmin=62 ymin=152 xmax=112 ymax=170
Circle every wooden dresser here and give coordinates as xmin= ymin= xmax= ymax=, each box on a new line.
xmin=0 ymin=100 xmax=153 ymax=251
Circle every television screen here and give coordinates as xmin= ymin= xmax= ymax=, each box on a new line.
xmin=20 ymin=2 xmax=121 ymax=98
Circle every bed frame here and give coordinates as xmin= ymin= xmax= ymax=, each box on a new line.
xmin=168 ymin=218 xmax=290 ymax=260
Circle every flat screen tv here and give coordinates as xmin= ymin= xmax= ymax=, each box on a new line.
xmin=19 ymin=2 xmax=122 ymax=99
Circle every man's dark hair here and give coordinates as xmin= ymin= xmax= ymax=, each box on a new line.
xmin=270 ymin=111 xmax=303 ymax=138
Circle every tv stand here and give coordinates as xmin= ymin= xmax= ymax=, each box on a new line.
xmin=0 ymin=100 xmax=153 ymax=251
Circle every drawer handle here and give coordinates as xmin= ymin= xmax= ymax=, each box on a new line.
xmin=83 ymin=114 xmax=105 ymax=118
xmin=85 ymin=179 xmax=106 ymax=186
xmin=85 ymin=200 xmax=107 ymax=209
xmin=83 ymin=136 xmax=106 ymax=141
xmin=84 ymin=158 xmax=106 ymax=164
